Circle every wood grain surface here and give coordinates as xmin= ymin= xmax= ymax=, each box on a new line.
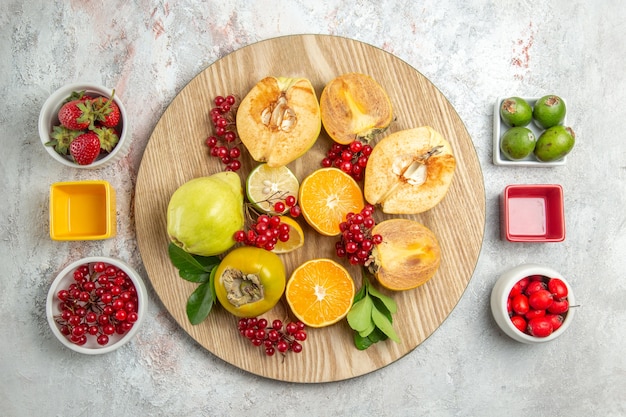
xmin=135 ymin=35 xmax=485 ymax=383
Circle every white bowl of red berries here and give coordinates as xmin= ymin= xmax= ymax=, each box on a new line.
xmin=490 ymin=263 xmax=575 ymax=344
xmin=39 ymin=83 xmax=130 ymax=169
xmin=46 ymin=257 xmax=148 ymax=354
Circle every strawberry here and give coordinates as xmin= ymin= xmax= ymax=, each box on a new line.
xmin=64 ymin=90 xmax=94 ymax=103
xmin=69 ymin=131 xmax=101 ymax=165
xmin=58 ymin=99 xmax=94 ymax=130
xmin=93 ymin=126 xmax=119 ymax=152
xmin=45 ymin=125 xmax=82 ymax=155
xmin=93 ymin=90 xmax=121 ymax=128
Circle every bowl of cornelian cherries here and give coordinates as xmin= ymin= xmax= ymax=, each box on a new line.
xmin=490 ymin=264 xmax=575 ymax=343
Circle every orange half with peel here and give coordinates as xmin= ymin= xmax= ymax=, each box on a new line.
xmin=298 ymin=168 xmax=364 ymax=236
xmin=286 ymin=258 xmax=355 ymax=328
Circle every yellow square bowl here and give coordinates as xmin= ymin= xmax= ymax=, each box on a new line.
xmin=49 ymin=181 xmax=116 ymax=240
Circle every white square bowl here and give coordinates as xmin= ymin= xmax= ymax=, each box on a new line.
xmin=493 ymin=96 xmax=568 ymax=167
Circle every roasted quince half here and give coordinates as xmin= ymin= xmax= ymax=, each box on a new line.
xmin=320 ymin=72 xmax=393 ymax=145
xmin=364 ymin=126 xmax=456 ymax=214
xmin=369 ymin=219 xmax=441 ymax=291
xmin=237 ymin=76 xmax=321 ymax=167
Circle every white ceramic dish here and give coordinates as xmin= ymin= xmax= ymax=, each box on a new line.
xmin=490 ymin=263 xmax=575 ymax=343
xmin=39 ymin=83 xmax=130 ymax=169
xmin=493 ymin=96 xmax=568 ymax=167
xmin=46 ymin=256 xmax=147 ymax=354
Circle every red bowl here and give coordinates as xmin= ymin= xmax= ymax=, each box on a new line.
xmin=501 ymin=185 xmax=565 ymax=242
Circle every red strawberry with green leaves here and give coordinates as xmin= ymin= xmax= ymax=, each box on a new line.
xmin=58 ymin=99 xmax=95 ymax=130
xmin=65 ymin=90 xmax=95 ymax=103
xmin=93 ymin=90 xmax=121 ymax=128
xmin=45 ymin=125 xmax=82 ymax=155
xmin=69 ymin=131 xmax=101 ymax=165
xmin=93 ymin=126 xmax=119 ymax=152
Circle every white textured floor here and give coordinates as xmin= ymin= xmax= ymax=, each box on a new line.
xmin=1 ymin=1 xmax=625 ymax=416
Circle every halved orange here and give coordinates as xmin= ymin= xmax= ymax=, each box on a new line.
xmin=298 ymin=168 xmax=364 ymax=236
xmin=286 ymin=258 xmax=355 ymax=328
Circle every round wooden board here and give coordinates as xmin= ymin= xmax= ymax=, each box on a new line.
xmin=135 ymin=35 xmax=485 ymax=383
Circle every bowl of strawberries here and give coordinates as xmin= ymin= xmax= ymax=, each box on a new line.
xmin=39 ymin=83 xmax=130 ymax=169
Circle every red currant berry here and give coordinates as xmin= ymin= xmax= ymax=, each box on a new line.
xmin=290 ymin=341 xmax=303 ymax=353
xmin=274 ymin=201 xmax=286 ymax=213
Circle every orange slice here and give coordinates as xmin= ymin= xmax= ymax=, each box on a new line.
xmin=298 ymin=168 xmax=364 ymax=236
xmin=286 ymin=258 xmax=355 ymax=327
xmin=272 ymin=216 xmax=304 ymax=254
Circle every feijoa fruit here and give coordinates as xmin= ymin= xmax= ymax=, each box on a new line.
xmin=533 ymin=95 xmax=566 ymax=129
xmin=500 ymin=126 xmax=536 ymax=160
xmin=500 ymin=97 xmax=533 ymax=127
xmin=534 ymin=125 xmax=575 ymax=162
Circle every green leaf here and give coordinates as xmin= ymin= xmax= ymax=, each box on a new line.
xmin=371 ymin=297 xmax=393 ymax=322
xmin=347 ymin=295 xmax=374 ymax=333
xmin=168 ymin=243 xmax=219 ymax=273
xmin=354 ymin=332 xmax=374 ymax=350
xmin=194 ymin=254 xmax=221 ymax=271
xmin=372 ymin=308 xmax=400 ymax=343
xmin=208 ymin=265 xmax=217 ymax=301
xmin=367 ymin=327 xmax=388 ymax=343
xmin=186 ymin=281 xmax=215 ymax=325
xmin=358 ymin=321 xmax=376 ymax=338
xmin=179 ymin=270 xmax=211 ymax=283
xmin=367 ymin=285 xmax=397 ymax=314
xmin=353 ymin=281 xmax=367 ymax=304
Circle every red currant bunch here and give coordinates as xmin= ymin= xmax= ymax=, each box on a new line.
xmin=233 ymin=214 xmax=291 ymax=252
xmin=238 ymin=317 xmax=307 ymax=356
xmin=335 ymin=204 xmax=383 ymax=265
xmin=54 ymin=262 xmax=139 ymax=347
xmin=270 ymin=194 xmax=301 ymax=218
xmin=321 ymin=140 xmax=373 ymax=181
xmin=205 ymin=94 xmax=242 ymax=171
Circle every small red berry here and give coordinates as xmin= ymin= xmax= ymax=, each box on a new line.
xmin=546 ymin=314 xmax=564 ymax=331
xmin=528 ymin=289 xmax=554 ymax=310
xmin=511 ymin=294 xmax=530 ymax=315
xmin=510 ymin=315 xmax=527 ymax=333
xmin=547 ymin=299 xmax=569 ymax=315
xmin=527 ymin=316 xmax=554 ymax=337
xmin=548 ymin=278 xmax=568 ymax=300
xmin=524 ymin=280 xmax=547 ymax=296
